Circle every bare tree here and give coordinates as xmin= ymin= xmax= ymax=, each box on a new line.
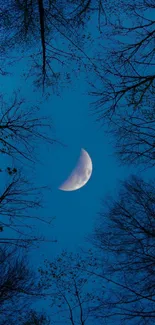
xmin=90 ymin=0 xmax=155 ymax=168
xmin=38 ymin=250 xmax=100 ymax=325
xmin=37 ymin=174 xmax=155 ymax=324
xmin=0 ymin=92 xmax=57 ymax=164
xmin=92 ymin=0 xmax=155 ymax=114
xmin=85 ymin=175 xmax=155 ymax=324
xmin=106 ymin=108 xmax=155 ymax=169
xmin=0 ymin=0 xmax=107 ymax=91
xmin=22 ymin=310 xmax=51 ymax=325
xmin=0 ymin=244 xmax=42 ymax=324
xmin=0 ymin=167 xmax=55 ymax=246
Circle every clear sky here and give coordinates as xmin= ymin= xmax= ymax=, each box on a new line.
xmin=1 ymin=43 xmax=153 ymax=259
xmin=1 ymin=7 xmax=154 ymax=323
xmin=1 ymin=55 xmax=134 ymax=259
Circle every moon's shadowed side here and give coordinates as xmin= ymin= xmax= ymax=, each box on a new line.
xmin=59 ymin=149 xmax=93 ymax=191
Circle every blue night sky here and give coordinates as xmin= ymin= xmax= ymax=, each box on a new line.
xmin=1 ymin=46 xmax=153 ymax=260
xmin=0 ymin=5 xmax=154 ymax=323
xmin=1 ymin=58 xmax=134 ymax=261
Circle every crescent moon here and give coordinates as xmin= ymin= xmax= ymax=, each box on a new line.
xmin=59 ymin=148 xmax=92 ymax=191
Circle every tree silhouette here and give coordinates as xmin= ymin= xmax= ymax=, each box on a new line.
xmin=86 ymin=175 xmax=155 ymax=324
xmin=37 ymin=175 xmax=155 ymax=324
xmin=91 ymin=0 xmax=155 ymax=168
xmin=106 ymin=108 xmax=155 ymax=169
xmin=39 ymin=250 xmax=100 ymax=324
xmin=0 ymin=244 xmax=43 ymax=325
xmin=0 ymin=167 xmax=55 ymax=246
xmin=0 ymin=92 xmax=57 ymax=164
xmin=22 ymin=310 xmax=51 ymax=325
xmin=0 ymin=0 xmax=106 ymax=90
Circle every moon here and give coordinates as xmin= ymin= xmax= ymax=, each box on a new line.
xmin=59 ymin=148 xmax=92 ymax=191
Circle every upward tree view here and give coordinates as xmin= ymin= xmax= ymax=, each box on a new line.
xmin=0 ymin=0 xmax=154 ymax=324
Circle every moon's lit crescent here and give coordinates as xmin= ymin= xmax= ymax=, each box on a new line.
xmin=59 ymin=148 xmax=92 ymax=191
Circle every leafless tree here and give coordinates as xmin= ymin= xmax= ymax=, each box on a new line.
xmin=0 ymin=0 xmax=107 ymax=91
xmin=22 ymin=310 xmax=51 ymax=325
xmin=92 ymin=0 xmax=155 ymax=114
xmin=39 ymin=250 xmax=101 ymax=325
xmin=106 ymin=108 xmax=155 ymax=169
xmin=90 ymin=0 xmax=155 ymax=168
xmin=0 ymin=244 xmax=42 ymax=324
xmin=85 ymin=175 xmax=155 ymax=324
xmin=37 ymin=174 xmax=155 ymax=324
xmin=0 ymin=92 xmax=57 ymax=164
xmin=0 ymin=167 xmax=55 ymax=246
